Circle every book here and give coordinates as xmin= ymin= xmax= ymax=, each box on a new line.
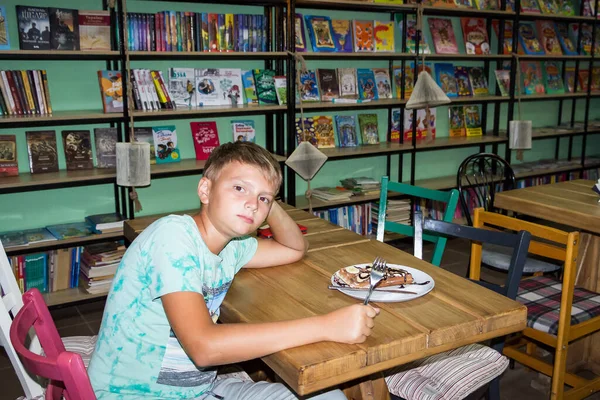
xmin=358 ymin=114 xmax=379 ymax=145
xmin=373 ymin=68 xmax=392 ymax=99
xmin=168 ymin=67 xmax=196 ymax=107
xmin=46 ymin=222 xmax=93 ymax=240
xmin=78 ymin=10 xmax=110 ymax=51
xmin=357 ymin=68 xmax=378 ymax=100
xmin=274 ymin=76 xmax=287 ymax=105
xmin=22 ymin=228 xmax=56 ymax=244
xmin=543 ymin=61 xmax=565 ymax=94
xmin=337 ymin=68 xmax=358 ymax=99
xmin=97 ymin=70 xmax=123 ymax=113
xmin=374 ymin=20 xmax=394 ymax=52
xmin=317 ymin=69 xmax=339 ymax=101
xmin=403 ymin=109 xmax=436 ymax=139
xmin=190 ymin=121 xmax=220 ymax=160
xmin=521 ymin=61 xmax=545 ymax=94
xmin=295 ymin=14 xmax=306 ymax=52
xmin=518 ymin=23 xmax=545 ymax=55
xmin=25 ymin=130 xmax=58 ymax=174
xmin=304 ymin=15 xmax=336 ymax=52
xmin=428 ymin=18 xmax=459 ymax=54
xmin=492 ymin=20 xmax=513 ymax=54
xmin=0 ymin=6 xmax=10 ymax=50
xmin=152 ymin=125 xmax=180 ymax=163
xmin=468 ymin=67 xmax=489 ymax=96
xmin=195 ymin=68 xmax=220 ymax=106
xmin=217 ymin=68 xmax=244 ymax=106
xmin=475 ymin=0 xmax=498 ymax=9
xmin=449 ymin=106 xmax=466 ymax=137
xmin=295 ymin=117 xmax=317 ymax=146
xmin=241 ymin=70 xmax=258 ymax=105
xmin=49 ymin=7 xmax=79 ymax=50
xmin=16 ymin=6 xmax=50 ymax=50
xmin=298 ymin=70 xmax=320 ymax=102
xmin=231 ymin=120 xmax=256 ymax=143
xmin=252 ymin=69 xmax=277 ymax=105
xmin=353 ymin=20 xmax=375 ymax=52
xmin=331 ymin=19 xmax=352 ymax=52
xmin=464 ymin=105 xmax=482 ymax=136
xmin=94 ymin=128 xmax=117 ymax=169
xmin=461 ymin=18 xmax=490 ymax=55
xmin=520 ymin=0 xmax=541 ymax=12
xmin=312 ymin=116 xmax=335 ymax=148
xmin=394 ymin=64 xmax=415 ymax=98
xmin=538 ymin=0 xmax=559 ymax=13
xmin=556 ymin=22 xmax=577 ymax=55
xmin=0 ymin=135 xmax=18 ymax=176
xmin=495 ymin=69 xmax=511 ymax=96
xmin=397 ymin=14 xmax=430 ymax=54
xmin=454 ymin=66 xmax=473 ymax=96
xmin=391 ymin=109 xmax=401 ymax=142
xmin=435 ymin=63 xmax=458 ymax=97
xmin=85 ymin=213 xmax=124 ymax=233
xmin=334 ymin=115 xmax=358 ymax=147
xmin=0 ymin=231 xmax=27 ymax=248
xmin=62 ymin=130 xmax=93 ymax=170
xmin=133 ymin=127 xmax=156 ymax=164
xmin=536 ymin=20 xmax=562 ymax=55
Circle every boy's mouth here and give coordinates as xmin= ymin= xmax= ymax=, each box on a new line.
xmin=237 ymin=215 xmax=254 ymax=224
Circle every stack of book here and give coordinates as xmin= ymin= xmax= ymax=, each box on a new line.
xmin=86 ymin=213 xmax=125 ymax=234
xmin=311 ymin=186 xmax=353 ymax=202
xmin=340 ymin=177 xmax=381 ymax=197
xmin=80 ymin=242 xmax=125 ymax=295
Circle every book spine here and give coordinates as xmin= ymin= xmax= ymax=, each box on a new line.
xmin=150 ymin=70 xmax=169 ymax=108
xmin=133 ymin=69 xmax=149 ymax=110
xmin=14 ymin=70 xmax=31 ymax=115
xmin=188 ymin=12 xmax=195 ymax=52
xmin=144 ymin=69 xmax=160 ymax=110
xmin=150 ymin=14 xmax=156 ymax=51
xmin=158 ymin=70 xmax=176 ymax=109
xmin=0 ymin=88 xmax=6 ymax=115
xmin=21 ymin=70 xmax=37 ymax=114
xmin=41 ymin=70 xmax=53 ymax=114
xmin=0 ymin=75 xmax=10 ymax=115
xmin=2 ymin=71 xmax=17 ymax=115
xmin=5 ymin=71 xmax=23 ymax=115
xmin=18 ymin=256 xmax=24 ymax=293
xmin=130 ymin=70 xmax=143 ymax=110
xmin=32 ymin=70 xmax=46 ymax=115
xmin=170 ymin=11 xmax=177 ymax=52
xmin=27 ymin=70 xmax=41 ymax=115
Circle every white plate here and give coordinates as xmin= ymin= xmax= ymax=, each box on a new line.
xmin=331 ymin=263 xmax=435 ymax=303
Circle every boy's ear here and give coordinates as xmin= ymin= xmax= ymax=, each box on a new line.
xmin=198 ymin=177 xmax=211 ymax=205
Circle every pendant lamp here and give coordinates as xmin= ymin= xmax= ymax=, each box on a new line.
xmin=509 ymin=56 xmax=532 ymax=161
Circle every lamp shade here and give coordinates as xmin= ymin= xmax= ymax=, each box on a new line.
xmin=116 ymin=142 xmax=151 ymax=187
xmin=509 ymin=120 xmax=532 ymax=150
xmin=285 ymin=141 xmax=328 ymax=181
xmin=406 ymin=71 xmax=451 ymax=110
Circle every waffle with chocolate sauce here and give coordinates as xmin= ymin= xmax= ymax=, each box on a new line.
xmin=333 ymin=264 xmax=414 ymax=289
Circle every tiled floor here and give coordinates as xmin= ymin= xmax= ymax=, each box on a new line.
xmin=1 ymin=238 xmax=599 ymax=399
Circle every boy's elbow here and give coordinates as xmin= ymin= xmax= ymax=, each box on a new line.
xmin=188 ymin=341 xmax=219 ymax=368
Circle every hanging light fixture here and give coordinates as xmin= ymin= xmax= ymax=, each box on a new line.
xmin=508 ymin=56 xmax=532 ymax=161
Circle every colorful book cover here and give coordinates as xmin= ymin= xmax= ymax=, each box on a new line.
xmin=579 ymin=69 xmax=589 ymax=92
xmin=580 ymin=24 xmax=600 ymax=56
xmin=299 ymin=70 xmax=320 ymax=102
xmin=543 ymin=61 xmax=565 ymax=94
xmin=521 ymin=61 xmax=545 ymax=94
xmin=558 ymin=0 xmax=575 ymax=15
xmin=394 ymin=64 xmax=415 ymax=98
xmin=224 ymin=14 xmax=234 ymax=52
xmin=464 ymin=105 xmax=482 ymax=136
xmin=208 ymin=13 xmax=219 ymax=51
xmin=0 ymin=135 xmax=18 ymax=176
xmin=152 ymin=125 xmax=180 ymax=163
xmin=25 ymin=130 xmax=58 ymax=174
xmin=428 ymin=18 xmax=459 ymax=54
xmin=46 ymin=222 xmax=93 ymax=240
xmin=403 ymin=109 xmax=436 ymax=139
xmin=435 ymin=63 xmax=458 ymax=97
xmin=169 ymin=67 xmax=196 ymax=108
xmin=252 ymin=69 xmax=277 ymax=105
xmin=396 ymin=14 xmax=430 ymax=54
xmin=22 ymin=228 xmax=56 ymax=244
xmin=312 ymin=116 xmax=335 ymax=148
xmin=0 ymin=231 xmax=27 ymax=248
xmin=492 ymin=20 xmax=513 ymax=54
xmin=231 ymin=120 xmax=255 ymax=143
xmin=536 ymin=20 xmax=562 ymax=55
xmin=357 ymin=68 xmax=378 ymax=100
xmin=538 ymin=0 xmax=559 ymax=13
xmin=556 ymin=22 xmax=577 ymax=55
xmin=190 ymin=121 xmax=220 ymax=160
xmin=0 ymin=6 xmax=11 ymax=50
xmin=475 ymin=0 xmax=498 ymax=9
xmin=448 ymin=106 xmax=466 ymax=137
xmin=374 ymin=20 xmax=394 ymax=52
xmin=97 ymin=70 xmax=123 ymax=113
xmin=520 ymin=0 xmax=542 ymax=12
xmin=461 ymin=18 xmax=490 ymax=55
xmin=62 ymin=130 xmax=93 ymax=170
xmin=133 ymin=127 xmax=156 ymax=164
xmin=358 ymin=113 xmax=379 ymax=145
xmin=495 ymin=69 xmax=511 ymax=96
xmin=373 ymin=68 xmax=392 ymax=99
xmin=94 ymin=127 xmax=117 ymax=169
xmin=518 ymin=22 xmax=545 ymax=55
xmin=391 ymin=109 xmax=401 ymax=142
xmin=335 ymin=115 xmax=358 ymax=147
xmin=337 ymin=68 xmax=358 ymax=99
xmin=454 ymin=0 xmax=474 ymax=7
xmin=468 ymin=67 xmax=489 ymax=96
xmin=195 ymin=68 xmax=220 ymax=106
xmin=295 ymin=117 xmax=317 ymax=146
xmin=16 ymin=6 xmax=50 ymax=50
xmin=274 ymin=76 xmax=287 ymax=105
xmin=304 ymin=15 xmax=336 ymax=52
xmin=331 ymin=19 xmax=352 ymax=52
xmin=353 ymin=20 xmax=374 ymax=52
xmin=454 ymin=66 xmax=473 ymax=96
xmin=78 ymin=10 xmax=110 ymax=51
xmin=49 ymin=7 xmax=79 ymax=50
xmin=201 ymin=13 xmax=209 ymax=52
xmin=216 ymin=68 xmax=243 ymax=106
xmin=317 ymin=69 xmax=339 ymax=101
xmin=295 ymin=13 xmax=306 ymax=52
xmin=241 ymin=70 xmax=258 ymax=105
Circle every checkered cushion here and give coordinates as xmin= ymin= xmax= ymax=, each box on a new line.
xmin=517 ymin=276 xmax=600 ymax=336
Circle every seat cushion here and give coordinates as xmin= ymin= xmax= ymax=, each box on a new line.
xmin=517 ymin=276 xmax=600 ymax=336
xmin=384 ymin=344 xmax=508 ymax=400
xmin=61 ymin=335 xmax=98 ymax=369
xmin=481 ymin=243 xmax=561 ymax=273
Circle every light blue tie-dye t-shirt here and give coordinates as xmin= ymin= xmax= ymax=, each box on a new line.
xmin=88 ymin=214 xmax=258 ymax=399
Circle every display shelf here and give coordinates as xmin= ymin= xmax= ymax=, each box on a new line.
xmin=515 ymin=92 xmax=588 ymax=101
xmin=129 ymin=51 xmax=288 ymax=60
xmin=0 ymin=168 xmax=117 ymax=194
xmin=414 ymin=135 xmax=508 ymax=151
xmin=298 ymin=98 xmax=405 ymax=111
xmin=318 ymin=142 xmax=413 ymax=160
xmin=5 ymin=231 xmax=124 ymax=257
xmin=518 ymin=12 xmax=595 ymax=22
xmin=0 ymin=50 xmax=120 ymax=60
xmin=133 ymin=104 xmax=287 ymax=120
xmin=0 ymin=110 xmax=123 ymax=128
xmin=44 ymin=286 xmax=108 ymax=308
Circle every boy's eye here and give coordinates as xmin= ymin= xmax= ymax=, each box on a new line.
xmin=234 ymin=185 xmax=245 ymax=192
xmin=259 ymin=196 xmax=270 ymax=204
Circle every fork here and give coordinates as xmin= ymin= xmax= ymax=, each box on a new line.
xmin=363 ymin=257 xmax=387 ymax=305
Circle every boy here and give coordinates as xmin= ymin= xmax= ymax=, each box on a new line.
xmin=88 ymin=142 xmax=379 ymax=399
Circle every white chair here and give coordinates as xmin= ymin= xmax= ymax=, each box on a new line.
xmin=0 ymin=241 xmax=98 ymax=398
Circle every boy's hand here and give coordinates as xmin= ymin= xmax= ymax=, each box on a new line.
xmin=322 ymin=304 xmax=380 ymax=344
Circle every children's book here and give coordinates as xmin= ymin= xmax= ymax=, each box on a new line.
xmin=463 ymin=105 xmax=482 ymax=136
xmin=358 ymin=114 xmax=379 ymax=145
xmin=569 ymin=24 xmax=591 ymax=55
xmin=0 ymin=6 xmax=10 ymax=50
xmin=448 ymin=106 xmax=466 ymax=137
xmin=152 ymin=125 xmax=180 ymax=163
xmin=337 ymin=68 xmax=358 ymax=99
xmin=492 ymin=20 xmax=513 ymax=54
xmin=520 ymin=61 xmax=545 ymax=94
xmin=0 ymin=231 xmax=27 ymax=248
xmin=357 ymin=69 xmax=378 ymax=100
xmin=133 ymin=127 xmax=155 ymax=164
xmin=518 ymin=23 xmax=545 ymax=55
xmin=97 ymin=70 xmax=123 ymax=113
xmin=475 ymin=0 xmax=498 ymax=9
xmin=298 ymin=70 xmax=320 ymax=102
xmin=190 ymin=121 xmax=220 ymax=160
xmin=46 ymin=222 xmax=93 ymax=240
xmin=455 ymin=0 xmax=474 ymax=7
xmin=231 ymin=120 xmax=256 ymax=143
xmin=538 ymin=0 xmax=559 ymax=13
xmin=374 ymin=21 xmax=394 ymax=52
xmin=252 ymin=69 xmax=278 ymax=105
xmin=208 ymin=13 xmax=219 ymax=51
xmin=23 ymin=228 xmax=56 ymax=244
xmin=217 ymin=68 xmax=243 ymax=106
xmin=403 ymin=109 xmax=436 ymax=139
xmin=16 ymin=6 xmax=50 ymax=50
xmin=556 ymin=22 xmax=577 ymax=55
xmin=169 ymin=67 xmax=196 ymax=108
xmin=353 ymin=20 xmax=374 ymax=52
xmin=304 ymin=15 xmax=336 ymax=52
xmin=62 ymin=130 xmax=93 ymax=170
xmin=565 ymin=66 xmax=577 ymax=93
xmin=428 ymin=18 xmax=459 ymax=54
xmin=49 ymin=8 xmax=79 ymax=50
xmin=468 ymin=67 xmax=489 ymax=96
xmin=195 ymin=68 xmax=221 ymax=106
xmin=391 ymin=109 xmax=401 ymax=142
xmin=558 ymin=0 xmax=576 ymax=15
xmin=334 ymin=115 xmax=358 ymax=147
xmin=295 ymin=13 xmax=306 ymax=52
xmin=25 ymin=130 xmax=59 ymax=174
xmin=495 ymin=69 xmax=511 ymax=96
xmin=536 ymin=20 xmax=562 ymax=55
xmin=461 ymin=18 xmax=490 ymax=55
xmin=396 ymin=14 xmax=430 ymax=54
xmin=578 ymin=69 xmax=589 ymax=92
xmin=331 ymin=19 xmax=353 ymax=52
xmin=543 ymin=61 xmax=565 ymax=94
xmin=312 ymin=116 xmax=335 ymax=148
xmin=295 ymin=117 xmax=317 ymax=146
xmin=94 ymin=127 xmax=117 ymax=169
xmin=241 ymin=70 xmax=258 ymax=105
xmin=317 ymin=69 xmax=339 ymax=101
xmin=274 ymin=76 xmax=287 ymax=105
xmin=394 ymin=64 xmax=415 ymax=98
xmin=520 ymin=0 xmax=542 ymax=12
xmin=435 ymin=63 xmax=458 ymax=97
xmin=373 ymin=68 xmax=392 ymax=99
xmin=0 ymin=135 xmax=18 ymax=176
xmin=454 ymin=66 xmax=473 ymax=96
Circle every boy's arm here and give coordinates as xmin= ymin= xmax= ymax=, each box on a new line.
xmin=244 ymin=201 xmax=308 ymax=268
xmin=162 ymin=291 xmax=379 ymax=368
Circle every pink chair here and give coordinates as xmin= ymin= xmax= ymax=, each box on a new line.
xmin=9 ymin=288 xmax=96 ymax=400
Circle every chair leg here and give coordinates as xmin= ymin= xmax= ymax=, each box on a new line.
xmin=550 ymin=343 xmax=568 ymax=400
xmin=486 ymin=377 xmax=500 ymax=400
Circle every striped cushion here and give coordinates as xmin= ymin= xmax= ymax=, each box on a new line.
xmin=215 ymin=364 xmax=253 ymax=382
xmin=384 ymin=344 xmax=508 ymax=400
xmin=61 ymin=335 xmax=98 ymax=369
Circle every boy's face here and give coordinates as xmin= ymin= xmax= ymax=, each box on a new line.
xmin=199 ymin=161 xmax=276 ymax=238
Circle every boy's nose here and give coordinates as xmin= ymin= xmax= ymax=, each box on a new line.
xmin=245 ymin=200 xmax=258 ymax=213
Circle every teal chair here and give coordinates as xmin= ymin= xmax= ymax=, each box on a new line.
xmin=376 ymin=176 xmax=460 ymax=267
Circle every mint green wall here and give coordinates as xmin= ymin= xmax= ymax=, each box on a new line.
xmin=0 ymin=0 xmax=599 ymax=230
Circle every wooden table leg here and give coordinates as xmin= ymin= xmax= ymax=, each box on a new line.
xmin=342 ymin=373 xmax=391 ymax=400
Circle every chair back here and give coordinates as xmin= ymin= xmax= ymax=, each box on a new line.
xmin=9 ymin=288 xmax=96 ymax=400
xmin=414 ymin=211 xmax=531 ymax=299
xmin=456 ymin=153 xmax=515 ymax=226
xmin=377 ymin=176 xmax=460 ymax=266
xmin=0 ymin=241 xmax=44 ymax=398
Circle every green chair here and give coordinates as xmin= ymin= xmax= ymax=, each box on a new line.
xmin=376 ymin=176 xmax=460 ymax=267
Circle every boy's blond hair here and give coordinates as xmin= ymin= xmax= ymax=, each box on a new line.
xmin=203 ymin=142 xmax=282 ymax=193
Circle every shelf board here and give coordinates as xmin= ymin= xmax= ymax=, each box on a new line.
xmin=0 ymin=168 xmax=117 ymax=194
xmin=425 ymin=53 xmax=511 ymax=60
xmin=0 ymin=49 xmax=120 ymax=60
xmin=450 ymin=95 xmax=506 ymax=104
xmin=133 ymin=104 xmax=286 ymax=120
xmin=295 ymin=192 xmax=383 ymax=210
xmin=413 ymin=175 xmax=456 ymax=191
xmin=295 ymin=0 xmax=415 ymax=12
xmin=422 ymin=5 xmax=515 ymax=17
xmin=515 ymin=92 xmax=588 ymax=101
xmin=318 ymin=142 xmax=413 ymax=159
xmin=298 ymin=98 xmax=405 ymax=111
xmin=516 ymin=54 xmax=592 ymax=61
xmin=531 ymin=128 xmax=584 ymax=139
xmin=415 ymin=135 xmax=507 ymax=151
xmin=44 ymin=286 xmax=108 ymax=308
xmin=0 ymin=110 xmax=123 ymax=127
xmin=302 ymin=52 xmax=511 ymax=60
xmin=6 ymin=231 xmax=124 ymax=257
xmin=129 ymin=51 xmax=288 ymax=60
xmin=519 ymin=12 xmax=595 ymax=22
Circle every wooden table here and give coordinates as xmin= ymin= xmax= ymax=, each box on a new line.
xmin=495 ymin=179 xmax=600 ymax=372
xmin=124 ymin=205 xmax=527 ymax=399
